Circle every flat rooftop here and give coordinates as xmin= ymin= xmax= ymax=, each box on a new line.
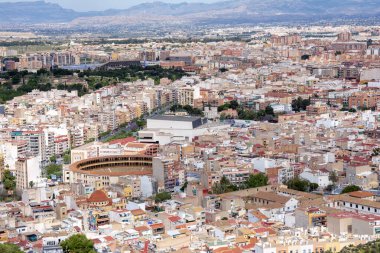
xmin=148 ymin=115 xmax=202 ymax=122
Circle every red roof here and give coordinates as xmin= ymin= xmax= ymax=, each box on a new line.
xmin=150 ymin=223 xmax=164 ymax=229
xmin=104 ymin=236 xmax=114 ymax=242
xmin=168 ymin=215 xmax=181 ymax=223
xmin=131 ymin=209 xmax=146 ymax=216
xmin=134 ymin=226 xmax=150 ymax=232
xmin=214 ymin=246 xmax=242 ymax=253
xmin=108 ymin=137 xmax=137 ymax=145
xmin=92 ymin=239 xmax=102 ymax=244
xmin=348 ymin=191 xmax=374 ymax=198
xmin=87 ymin=190 xmax=110 ymax=203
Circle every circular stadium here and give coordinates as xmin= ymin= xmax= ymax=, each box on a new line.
xmin=68 ymin=155 xmax=153 ymax=177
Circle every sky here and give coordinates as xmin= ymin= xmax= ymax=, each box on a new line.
xmin=0 ymin=0 xmax=220 ymax=11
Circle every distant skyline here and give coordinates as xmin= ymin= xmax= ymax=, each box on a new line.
xmin=0 ymin=0 xmax=221 ymax=11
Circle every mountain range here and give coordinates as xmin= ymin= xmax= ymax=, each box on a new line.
xmin=0 ymin=0 xmax=379 ymax=25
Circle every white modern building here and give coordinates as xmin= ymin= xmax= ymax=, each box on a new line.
xmin=139 ymin=115 xmax=229 ymax=145
xmin=299 ymin=168 xmax=331 ymax=188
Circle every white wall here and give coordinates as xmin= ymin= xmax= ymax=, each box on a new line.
xmin=252 ymin=158 xmax=276 ymax=173
xmin=27 ymin=156 xmax=42 ymax=186
xmin=140 ymin=176 xmax=153 ymax=198
xmin=147 ymin=119 xmax=194 ymax=130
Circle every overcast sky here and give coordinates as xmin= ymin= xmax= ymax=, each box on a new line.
xmin=0 ymin=0 xmax=220 ymax=11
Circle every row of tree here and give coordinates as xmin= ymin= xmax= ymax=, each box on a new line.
xmin=340 ymin=238 xmax=380 ymax=253
xmin=286 ymin=178 xmax=319 ymax=192
xmin=286 ymin=172 xmax=361 ymax=195
xmin=0 ymin=234 xmax=96 ymax=253
xmin=170 ymin=104 xmax=204 ymax=116
xmin=212 ymin=173 xmax=269 ymax=194
xmin=79 ymin=65 xmax=186 ymax=85
xmin=0 ymin=65 xmax=187 ymax=103
xmin=291 ymin=97 xmax=311 ymax=112
xmin=217 ymin=100 xmax=276 ymax=121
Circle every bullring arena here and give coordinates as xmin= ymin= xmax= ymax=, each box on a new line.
xmin=63 ymin=155 xmax=153 ymax=186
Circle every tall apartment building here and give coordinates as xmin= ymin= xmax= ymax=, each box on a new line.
xmin=178 ymin=86 xmax=201 ymax=107
xmin=70 ymin=127 xmax=85 ymax=148
xmin=11 ymin=130 xmax=46 ymax=161
xmin=15 ymin=157 xmax=41 ymax=190
xmin=99 ymin=111 xmax=118 ymax=131
xmin=139 ymin=51 xmax=157 ymax=61
xmin=338 ymin=66 xmax=360 ymax=80
xmin=0 ymin=140 xmax=27 ymax=171
xmin=44 ymin=131 xmax=55 ymax=160
xmin=332 ymin=42 xmax=367 ymax=52
xmin=349 ymin=92 xmax=380 ymax=109
xmin=337 ymin=32 xmax=352 ymax=42
xmin=270 ymin=34 xmax=302 ymax=46
xmin=153 ymin=157 xmax=179 ymax=193
xmin=51 ymin=52 xmax=80 ymax=67
xmin=54 ymin=135 xmax=70 ymax=156
xmin=306 ymin=103 xmax=328 ymax=116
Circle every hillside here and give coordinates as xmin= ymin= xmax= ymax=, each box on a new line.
xmin=0 ymin=0 xmax=379 ymax=25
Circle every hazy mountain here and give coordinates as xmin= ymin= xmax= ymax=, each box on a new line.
xmin=0 ymin=0 xmax=379 ymax=25
xmin=0 ymin=1 xmax=78 ymax=23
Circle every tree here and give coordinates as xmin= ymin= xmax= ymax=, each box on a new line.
xmin=348 ymin=108 xmax=357 ymax=113
xmin=0 ymin=243 xmax=23 ymax=253
xmin=229 ymin=100 xmax=239 ymax=110
xmin=265 ymin=105 xmax=274 ymax=116
xmin=180 ymin=181 xmax=188 ymax=192
xmin=372 ymin=148 xmax=380 ymax=157
xmin=136 ymin=119 xmax=146 ymax=128
xmin=329 ymin=171 xmax=338 ymax=183
xmin=63 ymin=154 xmax=71 ymax=164
xmin=341 ymin=185 xmax=361 ymax=194
xmin=11 ymin=75 xmax=21 ymax=84
xmin=29 ymin=181 xmax=35 ymax=188
xmin=291 ymin=97 xmax=310 ymax=112
xmin=244 ymin=173 xmax=268 ymax=189
xmin=325 ymin=184 xmax=335 ymax=192
xmin=309 ymin=183 xmax=319 ymax=191
xmin=212 ymin=176 xmax=238 ymax=194
xmin=50 ymin=155 xmax=57 ymax=163
xmin=286 ymin=178 xmax=316 ymax=192
xmin=61 ymin=234 xmax=96 ymax=253
xmin=154 ymin=192 xmax=172 ymax=203
xmin=44 ymin=164 xmax=63 ymax=179
xmin=2 ymin=169 xmax=16 ymax=193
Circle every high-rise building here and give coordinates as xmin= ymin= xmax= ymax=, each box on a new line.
xmin=153 ymin=157 xmax=179 ymax=192
xmin=178 ymin=86 xmax=201 ymax=107
xmin=337 ymin=31 xmax=352 ymax=42
xmin=270 ymin=34 xmax=302 ymax=46
xmin=11 ymin=130 xmax=46 ymax=161
xmin=15 ymin=156 xmax=41 ymax=190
